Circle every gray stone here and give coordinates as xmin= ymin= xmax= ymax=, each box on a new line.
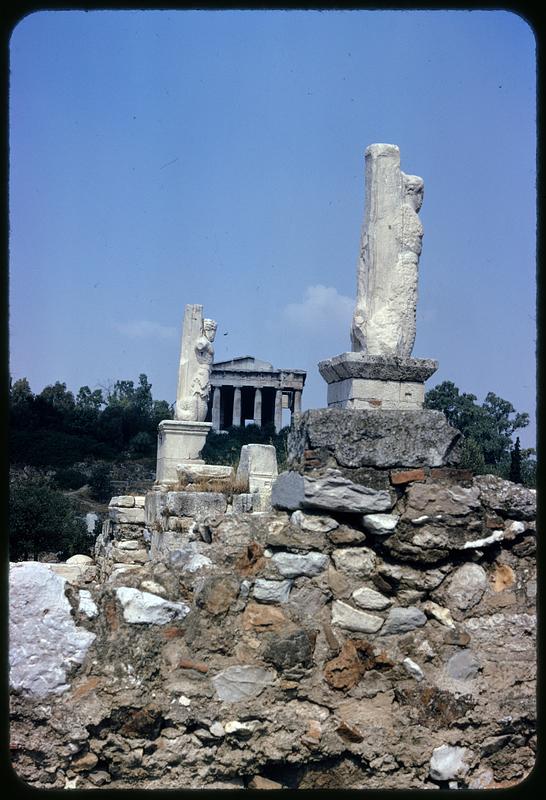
xmin=403 ymin=482 xmax=481 ymax=521
xmin=109 ymin=495 xmax=135 ymax=508
xmin=109 ymin=506 xmax=146 ymax=524
xmin=9 ymin=562 xmax=96 ymax=697
xmin=253 ymin=578 xmax=293 ymax=604
xmin=380 ymin=606 xmax=427 ymax=635
xmin=65 ymin=554 xmax=95 ymax=565
xmin=429 ymin=745 xmax=471 ymax=782
xmin=287 ymin=409 xmax=461 ymax=470
xmin=266 ymin=522 xmax=327 ymax=552
xmin=211 ymin=665 xmax=276 ymax=702
xmin=272 ymin=469 xmax=393 ymax=514
xmin=332 ymin=547 xmax=376 ymax=577
xmin=445 ymin=649 xmax=480 ymax=681
xmin=290 ymin=510 xmax=339 ymax=533
xmin=362 ymin=513 xmax=399 ymax=535
xmin=262 ymin=628 xmax=315 ymax=669
xmin=331 ymin=600 xmax=384 ymax=633
xmin=474 ymin=474 xmax=536 ymax=520
xmin=319 ymin=353 xmax=437 ymax=384
xmin=166 ymin=491 xmax=227 ymax=518
xmin=442 ymin=563 xmax=487 ymax=611
xmin=377 ymin=562 xmax=448 ymax=591
xmin=115 ymin=587 xmax=190 ymax=624
xmin=271 ymin=552 xmax=328 ymax=578
xmin=352 ymin=586 xmax=392 ymax=610
xmin=232 ymin=493 xmax=254 ymax=513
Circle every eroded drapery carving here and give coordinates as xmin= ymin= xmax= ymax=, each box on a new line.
xmin=350 ymin=143 xmax=424 ymax=357
xmin=175 ymin=305 xmax=217 ymax=422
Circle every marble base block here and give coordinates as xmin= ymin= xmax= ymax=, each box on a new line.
xmin=319 ymin=353 xmax=438 ymax=411
xmin=156 ymin=420 xmax=212 ymax=485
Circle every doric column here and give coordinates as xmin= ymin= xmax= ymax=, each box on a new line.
xmin=253 ymin=388 xmax=262 ymax=427
xmin=211 ymin=387 xmax=221 ymax=431
xmin=293 ymin=389 xmax=302 ymax=417
xmin=233 ymin=387 xmax=242 ymax=427
xmin=274 ymin=389 xmax=283 ymax=433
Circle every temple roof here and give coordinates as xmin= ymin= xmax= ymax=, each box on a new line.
xmin=212 ymin=356 xmax=275 ymax=372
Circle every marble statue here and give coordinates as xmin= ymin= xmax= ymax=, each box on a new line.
xmin=350 ymin=143 xmax=424 ymax=357
xmin=175 ymin=305 xmax=217 ymax=422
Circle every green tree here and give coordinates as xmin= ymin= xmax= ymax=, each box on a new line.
xmin=509 ymin=437 xmax=523 ymax=484
xmin=9 ymin=479 xmax=90 ymax=560
xmin=424 ymin=381 xmax=534 ymax=485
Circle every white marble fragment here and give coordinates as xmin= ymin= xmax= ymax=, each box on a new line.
xmin=115 ymin=587 xmax=190 ymax=624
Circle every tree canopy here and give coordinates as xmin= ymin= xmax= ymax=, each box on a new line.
xmin=424 ymin=381 xmax=535 ymax=486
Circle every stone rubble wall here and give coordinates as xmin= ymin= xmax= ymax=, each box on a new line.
xmin=9 ymin=465 xmax=536 ymax=790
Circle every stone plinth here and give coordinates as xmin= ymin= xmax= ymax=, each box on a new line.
xmin=319 ymin=353 xmax=438 ymax=411
xmin=156 ymin=420 xmax=212 ymax=485
xmin=287 ymin=408 xmax=462 ymax=470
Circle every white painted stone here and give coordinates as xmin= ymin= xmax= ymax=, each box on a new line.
xmin=78 ymin=589 xmax=98 ymax=619
xmin=9 ymin=562 xmax=96 ymax=696
xmin=403 ymin=657 xmax=424 ymax=681
xmin=429 ymin=744 xmax=471 ymax=782
xmin=331 ymin=600 xmax=384 ymax=633
xmin=253 ymin=578 xmax=293 ymax=604
xmin=109 ymin=495 xmax=135 ymax=508
xmin=351 ymin=143 xmax=424 ymax=357
xmin=362 ymin=513 xmax=400 ymax=535
xmin=352 ymin=586 xmax=392 ymax=610
xmin=332 ymin=547 xmax=376 ymax=577
xmin=271 ymin=552 xmax=328 ymax=578
xmin=115 ymin=587 xmax=190 ymax=624
xmin=175 ymin=304 xmax=217 ymax=422
xmin=211 ymin=665 xmax=276 ymax=702
xmin=290 ymin=510 xmax=339 ymax=533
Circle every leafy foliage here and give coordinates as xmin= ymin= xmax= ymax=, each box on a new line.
xmin=424 ymin=381 xmax=535 ymax=486
xmin=9 ymin=374 xmax=173 ymax=467
xmin=9 ymin=477 xmax=91 ymax=561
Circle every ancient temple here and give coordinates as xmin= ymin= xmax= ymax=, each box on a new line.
xmin=206 ymin=356 xmax=306 ymax=432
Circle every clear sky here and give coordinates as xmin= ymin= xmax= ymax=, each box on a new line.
xmin=9 ymin=9 xmax=536 ymax=445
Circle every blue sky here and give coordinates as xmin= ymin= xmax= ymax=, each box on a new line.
xmin=9 ymin=9 xmax=536 ymax=445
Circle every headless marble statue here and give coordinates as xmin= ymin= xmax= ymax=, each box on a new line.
xmin=350 ymin=143 xmax=424 ymax=357
xmin=175 ymin=305 xmax=217 ymax=422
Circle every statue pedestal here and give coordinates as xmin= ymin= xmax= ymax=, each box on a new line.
xmin=155 ymin=420 xmax=212 ymax=486
xmin=318 ymin=353 xmax=438 ymax=411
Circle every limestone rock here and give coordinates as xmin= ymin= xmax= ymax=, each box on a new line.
xmin=429 ymin=744 xmax=471 ymax=782
xmin=66 ymin=554 xmax=95 ymax=565
xmin=165 ymin=491 xmax=227 ymax=518
xmin=352 ymin=586 xmax=392 ymax=610
xmin=288 ymin=409 xmax=461 ymax=469
xmin=380 ymin=606 xmax=427 ymax=635
xmin=109 ymin=507 xmax=146 ymax=524
xmin=402 ymin=657 xmax=424 ymax=681
xmin=272 ymin=469 xmax=393 ymax=513
xmin=439 ymin=563 xmax=488 ymax=611
xmin=115 ymin=587 xmax=190 ymax=624
xmin=9 ymin=562 xmax=96 ymax=697
xmin=362 ymin=513 xmax=399 ymax=535
xmin=290 ymin=509 xmax=339 ymax=533
xmin=253 ymin=578 xmax=293 ymax=604
xmin=331 ymin=600 xmax=384 ymax=633
xmin=332 ymin=547 xmax=376 ymax=577
xmin=109 ymin=495 xmax=136 ymax=508
xmin=211 ymin=665 xmax=276 ymax=702
xmin=78 ymin=589 xmax=98 ymax=619
xmin=271 ymin=551 xmax=329 ymax=578
xmin=474 ymin=475 xmax=536 ymax=520
xmin=445 ymin=649 xmax=480 ymax=681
